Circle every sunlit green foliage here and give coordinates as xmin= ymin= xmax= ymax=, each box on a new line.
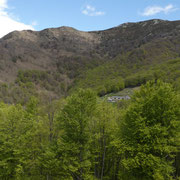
xmin=120 ymin=80 xmax=180 ymax=180
xmin=0 ymin=81 xmax=179 ymax=179
xmin=75 ymin=57 xmax=180 ymax=94
xmin=57 ymin=89 xmax=97 ymax=179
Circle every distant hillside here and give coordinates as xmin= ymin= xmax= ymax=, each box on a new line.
xmin=0 ymin=19 xmax=180 ymax=102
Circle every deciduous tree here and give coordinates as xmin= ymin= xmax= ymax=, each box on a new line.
xmin=120 ymin=80 xmax=180 ymax=179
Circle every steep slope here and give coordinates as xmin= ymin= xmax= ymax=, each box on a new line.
xmin=95 ymin=19 xmax=180 ymax=57
xmin=0 ymin=26 xmax=101 ymax=82
xmin=0 ymin=19 xmax=180 ymax=81
xmin=0 ymin=19 xmax=180 ymax=101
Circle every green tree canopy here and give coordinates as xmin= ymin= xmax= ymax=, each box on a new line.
xmin=57 ymin=89 xmax=97 ymax=179
xmin=120 ymin=80 xmax=180 ymax=180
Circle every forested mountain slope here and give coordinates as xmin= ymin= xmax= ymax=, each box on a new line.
xmin=0 ymin=19 xmax=180 ymax=101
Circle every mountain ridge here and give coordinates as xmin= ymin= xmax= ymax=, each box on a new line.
xmin=0 ymin=19 xmax=180 ymax=101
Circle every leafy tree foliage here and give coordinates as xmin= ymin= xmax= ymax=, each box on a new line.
xmin=57 ymin=89 xmax=97 ymax=179
xmin=89 ymin=101 xmax=119 ymax=179
xmin=120 ymin=80 xmax=180 ymax=180
xmin=0 ymin=82 xmax=179 ymax=179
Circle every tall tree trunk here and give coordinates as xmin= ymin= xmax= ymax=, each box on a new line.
xmin=48 ymin=111 xmax=54 ymax=142
xmin=101 ymin=127 xmax=106 ymax=180
xmin=79 ymin=146 xmax=83 ymax=180
xmin=175 ymin=151 xmax=180 ymax=177
xmin=114 ymin=158 xmax=120 ymax=180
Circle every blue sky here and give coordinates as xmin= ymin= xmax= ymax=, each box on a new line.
xmin=0 ymin=0 xmax=179 ymax=37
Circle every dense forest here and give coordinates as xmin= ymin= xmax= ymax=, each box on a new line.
xmin=0 ymin=19 xmax=180 ymax=179
xmin=0 ymin=80 xmax=179 ymax=179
